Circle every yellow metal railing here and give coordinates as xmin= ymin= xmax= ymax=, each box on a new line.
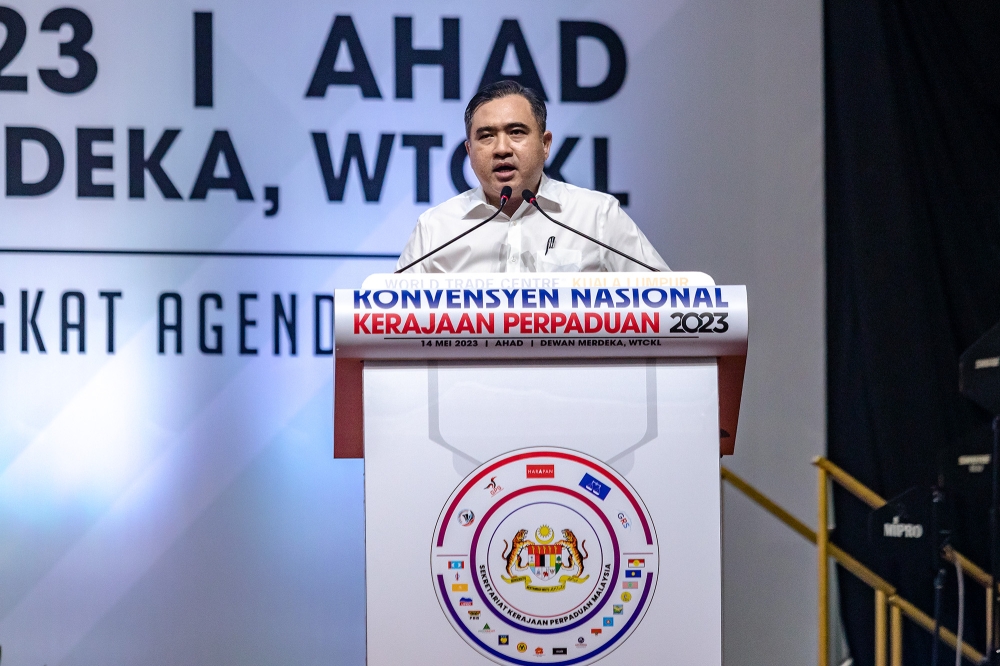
xmin=720 ymin=461 xmax=989 ymax=665
xmin=813 ymin=457 xmax=992 ymax=664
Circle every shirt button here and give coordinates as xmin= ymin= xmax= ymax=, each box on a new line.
xmin=509 ymin=255 xmax=517 ymax=263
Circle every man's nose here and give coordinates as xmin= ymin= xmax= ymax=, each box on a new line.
xmin=493 ymin=133 xmax=513 ymax=157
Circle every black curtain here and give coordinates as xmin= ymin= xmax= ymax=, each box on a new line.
xmin=825 ymin=0 xmax=1000 ymax=663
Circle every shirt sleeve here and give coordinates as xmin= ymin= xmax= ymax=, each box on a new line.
xmin=599 ymin=198 xmax=670 ymax=272
xmin=395 ymin=214 xmax=431 ymax=273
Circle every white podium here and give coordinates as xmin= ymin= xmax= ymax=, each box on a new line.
xmin=334 ymin=272 xmax=748 ymax=666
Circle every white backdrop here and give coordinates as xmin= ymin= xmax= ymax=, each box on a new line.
xmin=0 ymin=1 xmax=823 ymax=665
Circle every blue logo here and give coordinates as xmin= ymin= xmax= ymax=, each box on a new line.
xmin=579 ymin=473 xmax=611 ymax=500
xmin=603 ymin=617 xmax=614 ymax=627
xmin=625 ymin=570 xmax=642 ymax=579
xmin=448 ymin=560 xmax=464 ymax=569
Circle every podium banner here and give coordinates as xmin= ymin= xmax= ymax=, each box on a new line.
xmin=335 ymin=284 xmax=748 ymax=359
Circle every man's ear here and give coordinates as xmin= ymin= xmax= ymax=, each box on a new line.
xmin=542 ymin=130 xmax=553 ymax=160
xmin=465 ymin=140 xmax=471 ymax=155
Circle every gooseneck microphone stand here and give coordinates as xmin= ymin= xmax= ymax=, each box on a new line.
xmin=521 ymin=189 xmax=662 ymax=272
xmin=395 ymin=186 xmax=512 ymax=273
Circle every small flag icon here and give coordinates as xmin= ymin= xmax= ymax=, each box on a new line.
xmin=627 ymin=559 xmax=645 ymax=568
xmin=448 ymin=561 xmax=464 ymax=569
xmin=613 ymin=605 xmax=623 ymax=615
xmin=591 ymin=628 xmax=603 ymax=636
xmin=452 ymin=583 xmax=468 ymax=591
xmin=625 ymin=570 xmax=642 ymax=579
xmin=623 ymin=581 xmax=638 ymax=589
xmin=603 ymin=617 xmax=614 ymax=627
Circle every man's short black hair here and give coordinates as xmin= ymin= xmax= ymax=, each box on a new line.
xmin=464 ymin=80 xmax=547 ymax=138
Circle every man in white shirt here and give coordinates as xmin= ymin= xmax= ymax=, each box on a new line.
xmin=396 ymin=81 xmax=669 ymax=273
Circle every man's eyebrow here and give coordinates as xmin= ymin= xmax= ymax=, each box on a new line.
xmin=474 ymin=121 xmax=532 ymax=136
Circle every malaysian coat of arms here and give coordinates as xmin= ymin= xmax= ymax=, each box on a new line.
xmin=500 ymin=525 xmax=590 ymax=592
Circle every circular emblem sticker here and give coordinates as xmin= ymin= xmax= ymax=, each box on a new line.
xmin=431 ymin=447 xmax=659 ymax=665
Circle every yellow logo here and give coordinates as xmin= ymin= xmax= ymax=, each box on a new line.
xmin=621 ymin=591 xmax=632 ymax=602
xmin=517 ymin=642 xmax=528 ymax=653
xmin=535 ymin=525 xmax=555 ymax=543
xmin=452 ymin=583 xmax=468 ymax=592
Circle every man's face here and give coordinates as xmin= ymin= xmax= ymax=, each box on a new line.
xmin=466 ymin=95 xmax=552 ymax=208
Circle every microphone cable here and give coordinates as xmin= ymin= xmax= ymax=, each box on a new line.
xmin=955 ymin=557 xmax=964 ymax=666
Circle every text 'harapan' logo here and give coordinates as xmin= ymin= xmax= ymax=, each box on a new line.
xmin=526 ymin=464 xmax=555 ymax=479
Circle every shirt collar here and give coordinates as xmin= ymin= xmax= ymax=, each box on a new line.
xmin=461 ymin=173 xmax=564 ymax=219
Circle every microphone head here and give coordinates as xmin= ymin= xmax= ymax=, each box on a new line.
xmin=521 ymin=189 xmax=536 ymax=204
xmin=499 ymin=186 xmax=512 ymax=202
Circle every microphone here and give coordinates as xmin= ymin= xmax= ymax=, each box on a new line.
xmin=396 ymin=186 xmax=512 ymax=273
xmin=521 ymin=189 xmax=661 ymax=272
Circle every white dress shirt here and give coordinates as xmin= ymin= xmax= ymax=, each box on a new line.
xmin=396 ymin=175 xmax=669 ymax=273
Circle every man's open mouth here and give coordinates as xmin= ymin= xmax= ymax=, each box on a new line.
xmin=493 ymin=163 xmax=516 ymax=176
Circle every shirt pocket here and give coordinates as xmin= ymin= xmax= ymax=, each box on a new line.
xmin=535 ymin=248 xmax=583 ymax=273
